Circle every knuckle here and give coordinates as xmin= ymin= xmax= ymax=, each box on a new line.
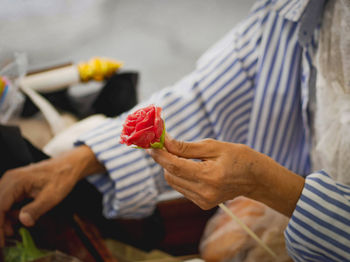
xmin=3 ymin=171 xmax=22 ymax=186
xmin=202 ymin=204 xmax=212 ymax=210
xmin=197 ymin=199 xmax=212 ymax=210
xmin=166 ymin=163 xmax=181 ymax=175
xmin=197 ymin=201 xmax=206 ymax=210
xmin=200 ymin=188 xmax=218 ymax=205
xmin=203 ymin=138 xmax=215 ymax=143
xmin=202 ymin=161 xmax=215 ymax=174
xmin=202 ymin=138 xmax=215 ymax=146
xmin=2 ymin=170 xmax=13 ymax=181
xmin=176 ymin=140 xmax=189 ymax=154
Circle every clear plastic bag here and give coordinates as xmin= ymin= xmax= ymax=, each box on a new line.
xmin=0 ymin=53 xmax=26 ymax=123
xmin=0 ymin=53 xmax=67 ymax=135
xmin=199 ymin=197 xmax=292 ymax=262
xmin=312 ymin=0 xmax=350 ymax=185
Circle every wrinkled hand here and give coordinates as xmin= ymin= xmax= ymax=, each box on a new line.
xmin=148 ymin=135 xmax=304 ymax=216
xmin=148 ymin=136 xmax=261 ymax=210
xmin=0 ymin=145 xmax=104 ymax=247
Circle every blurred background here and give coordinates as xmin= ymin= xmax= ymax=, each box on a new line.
xmin=0 ymin=1 xmax=260 ymax=260
xmin=0 ymin=0 xmax=255 ymax=101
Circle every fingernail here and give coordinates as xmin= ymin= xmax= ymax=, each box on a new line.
xmin=19 ymin=212 xmax=34 ymax=227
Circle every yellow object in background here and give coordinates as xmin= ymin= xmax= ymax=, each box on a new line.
xmin=20 ymin=56 xmax=123 ymax=94
xmin=0 ymin=77 xmax=7 ymax=103
xmin=78 ymin=57 xmax=123 ymax=82
xmin=17 ymin=56 xmax=123 ymax=135
xmin=0 ymin=76 xmax=6 ymax=94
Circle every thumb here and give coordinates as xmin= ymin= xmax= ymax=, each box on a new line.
xmin=19 ymin=211 xmax=35 ymax=227
xmin=19 ymin=187 xmax=62 ymax=227
xmin=164 ymin=134 xmax=216 ymax=159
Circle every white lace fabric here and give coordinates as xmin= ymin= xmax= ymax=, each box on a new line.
xmin=312 ymin=0 xmax=350 ymax=184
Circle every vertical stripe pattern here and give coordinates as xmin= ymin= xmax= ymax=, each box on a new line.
xmin=285 ymin=171 xmax=350 ymax=261
xmin=75 ymin=0 xmax=350 ymax=260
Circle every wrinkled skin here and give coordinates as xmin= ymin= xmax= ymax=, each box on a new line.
xmin=0 ymin=146 xmax=105 ymax=247
xmin=148 ymin=134 xmax=305 ymax=216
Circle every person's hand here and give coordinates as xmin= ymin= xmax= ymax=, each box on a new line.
xmin=0 ymin=145 xmax=105 ymax=247
xmin=148 ymin=135 xmax=305 ymax=216
xmin=148 ymin=136 xmax=259 ymax=209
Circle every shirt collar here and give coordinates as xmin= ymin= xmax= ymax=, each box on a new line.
xmin=273 ymin=0 xmax=310 ymax=21
xmin=274 ymin=0 xmax=326 ymax=46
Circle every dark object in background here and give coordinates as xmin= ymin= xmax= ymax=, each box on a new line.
xmin=92 ymin=72 xmax=138 ymax=118
xmin=20 ymin=72 xmax=138 ymax=119
xmin=0 ymin=125 xmax=47 ymax=175
xmin=0 ymin=125 xmax=216 ymax=259
xmin=2 ymin=65 xmax=215 ymax=258
xmin=0 ymin=125 xmax=116 ymax=262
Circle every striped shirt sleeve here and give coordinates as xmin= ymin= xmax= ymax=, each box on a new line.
xmin=75 ymin=1 xmax=270 ymax=219
xmin=285 ymin=171 xmax=350 ymax=261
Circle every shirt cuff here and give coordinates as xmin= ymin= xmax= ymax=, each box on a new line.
xmin=284 ymin=170 xmax=350 ymax=261
xmin=75 ymin=118 xmax=162 ymax=219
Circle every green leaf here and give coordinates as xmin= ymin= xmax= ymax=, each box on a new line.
xmin=150 ymin=142 xmax=163 ymax=149
xmin=19 ymin=228 xmax=47 ymax=261
xmin=4 ymin=228 xmax=48 ymax=262
xmin=150 ymin=126 xmax=165 ymax=149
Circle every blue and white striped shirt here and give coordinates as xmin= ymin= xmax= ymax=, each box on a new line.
xmin=76 ymin=0 xmax=350 ymax=260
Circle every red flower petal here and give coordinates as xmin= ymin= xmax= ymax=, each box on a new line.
xmin=120 ymin=105 xmax=164 ymax=148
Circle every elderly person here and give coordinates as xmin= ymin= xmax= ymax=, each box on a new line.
xmin=1 ymin=0 xmax=350 ymax=260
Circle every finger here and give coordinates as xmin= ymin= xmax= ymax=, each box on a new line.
xmin=164 ymin=171 xmax=200 ymax=202
xmin=0 ymin=187 xmax=19 ymax=247
xmin=164 ymin=135 xmax=217 ymax=159
xmin=170 ymin=183 xmax=198 ymax=203
xmin=149 ymin=148 xmax=201 ymax=181
xmin=0 ymin=206 xmax=12 ymax=247
xmin=163 ymin=170 xmax=199 ymax=193
xmin=164 ymin=170 xmax=217 ymax=210
xmin=19 ymin=186 xmax=64 ymax=227
xmin=169 ymin=181 xmax=213 ymax=210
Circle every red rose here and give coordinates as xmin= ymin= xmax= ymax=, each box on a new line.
xmin=120 ymin=105 xmax=165 ymax=149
